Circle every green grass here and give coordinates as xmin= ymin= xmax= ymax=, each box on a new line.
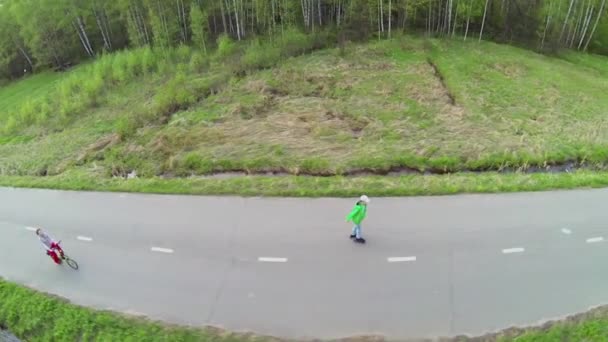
xmin=0 ymin=72 xmax=63 ymax=115
xmin=2 ymin=277 xmax=608 ymax=342
xmin=492 ymin=306 xmax=608 ymax=342
xmin=3 ymin=169 xmax=608 ymax=197
xmin=0 ymin=279 xmax=264 ymax=342
xmin=1 ymin=34 xmax=608 ymax=195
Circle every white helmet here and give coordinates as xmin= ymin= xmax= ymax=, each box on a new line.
xmin=359 ymin=195 xmax=370 ymax=203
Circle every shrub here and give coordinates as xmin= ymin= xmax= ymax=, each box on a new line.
xmin=279 ymin=28 xmax=313 ymax=58
xmin=154 ymin=72 xmax=196 ymax=119
xmin=189 ymin=52 xmax=209 ymax=73
xmin=115 ymin=115 xmax=138 ymax=138
xmin=241 ymin=39 xmax=281 ymax=71
xmin=216 ymin=34 xmax=238 ymax=59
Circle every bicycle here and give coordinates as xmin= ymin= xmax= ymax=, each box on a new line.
xmin=56 ymin=241 xmax=79 ymax=270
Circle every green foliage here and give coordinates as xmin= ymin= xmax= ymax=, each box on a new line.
xmin=241 ymin=39 xmax=282 ymax=70
xmin=190 ymin=2 xmax=209 ymax=54
xmin=154 ymin=72 xmax=196 ymax=118
xmin=216 ymin=34 xmax=238 ymax=59
xmin=279 ymin=28 xmax=315 ymax=57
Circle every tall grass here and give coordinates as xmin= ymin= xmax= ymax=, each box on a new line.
xmin=2 ymin=28 xmax=333 ymax=135
xmin=2 ymin=47 xmax=204 ymax=134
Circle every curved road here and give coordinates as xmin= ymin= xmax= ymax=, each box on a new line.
xmin=1 ymin=187 xmax=608 ymax=340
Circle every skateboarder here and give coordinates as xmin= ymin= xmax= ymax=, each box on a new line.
xmin=346 ymin=195 xmax=370 ymax=244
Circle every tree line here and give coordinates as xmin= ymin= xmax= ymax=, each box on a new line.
xmin=0 ymin=0 xmax=606 ymax=80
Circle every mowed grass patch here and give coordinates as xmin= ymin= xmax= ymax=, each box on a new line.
xmin=152 ymin=38 xmax=458 ymax=176
xmin=0 ymin=72 xmax=63 ymax=116
xmin=432 ymin=40 xmax=608 ymax=167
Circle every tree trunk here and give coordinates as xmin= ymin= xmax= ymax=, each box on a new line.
xmin=578 ymin=1 xmax=594 ymax=49
xmin=452 ymin=0 xmax=459 ymax=37
xmin=220 ymin=0 xmax=228 ymax=34
xmin=479 ymin=0 xmax=490 ymax=42
xmin=403 ymin=0 xmax=409 ymax=30
xmin=94 ymin=8 xmax=110 ymax=50
xmin=73 ymin=19 xmax=93 ymax=57
xmin=428 ymin=0 xmax=432 ymax=36
xmin=17 ymin=44 xmax=34 ymax=71
xmin=233 ymin=0 xmax=241 ymax=40
xmin=570 ymin=0 xmax=587 ymax=47
xmin=435 ymin=0 xmax=442 ymax=33
xmin=318 ymin=0 xmax=322 ymax=26
xmin=240 ymin=0 xmax=246 ymax=37
xmin=379 ymin=0 xmax=384 ymax=35
xmin=560 ymin=0 xmax=576 ymax=43
xmin=337 ymin=0 xmax=341 ymax=26
xmin=447 ymin=0 xmax=453 ymax=36
xmin=301 ymin=0 xmax=307 ymax=29
xmin=77 ymin=16 xmax=94 ymax=56
xmin=584 ymin=0 xmax=607 ymax=51
xmin=464 ymin=0 xmax=471 ymax=41
xmin=388 ymin=0 xmax=392 ymax=38
xmin=540 ymin=0 xmax=554 ymax=49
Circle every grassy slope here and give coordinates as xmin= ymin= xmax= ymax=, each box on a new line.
xmin=2 ymin=277 xmax=608 ymax=342
xmin=1 ymin=36 xmax=608 ymax=195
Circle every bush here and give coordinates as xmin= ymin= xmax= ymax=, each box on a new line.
xmin=175 ymin=44 xmax=193 ymax=63
xmin=140 ymin=47 xmax=158 ymax=74
xmin=189 ymin=53 xmax=209 ymax=73
xmin=154 ymin=72 xmax=196 ymax=119
xmin=279 ymin=28 xmax=313 ymax=58
xmin=181 ymin=152 xmax=204 ymax=171
xmin=241 ymin=38 xmax=281 ymax=70
xmin=216 ymin=34 xmax=238 ymax=59
xmin=115 ymin=115 xmax=138 ymax=138
xmin=3 ymin=116 xmax=17 ymax=134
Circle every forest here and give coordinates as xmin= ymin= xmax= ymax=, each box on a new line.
xmin=0 ymin=0 xmax=607 ymax=81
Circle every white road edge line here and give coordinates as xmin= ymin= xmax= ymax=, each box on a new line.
xmin=561 ymin=228 xmax=572 ymax=235
xmin=258 ymin=257 xmax=288 ymax=263
xmin=502 ymin=247 xmax=525 ymax=254
xmin=25 ymin=226 xmax=37 ymax=232
xmin=388 ymin=256 xmax=417 ymax=263
xmin=77 ymin=236 xmax=93 ymax=242
xmin=586 ymin=237 xmax=604 ymax=243
xmin=151 ymin=247 xmax=174 ymax=254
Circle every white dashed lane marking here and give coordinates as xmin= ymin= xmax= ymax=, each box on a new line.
xmin=502 ymin=247 xmax=525 ymax=254
xmin=151 ymin=247 xmax=174 ymax=254
xmin=586 ymin=237 xmax=604 ymax=244
xmin=258 ymin=257 xmax=288 ymax=263
xmin=77 ymin=236 xmax=93 ymax=242
xmin=387 ymin=256 xmax=417 ymax=263
xmin=561 ymin=228 xmax=572 ymax=235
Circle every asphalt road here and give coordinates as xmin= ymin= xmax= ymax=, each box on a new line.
xmin=1 ymin=187 xmax=607 ymax=340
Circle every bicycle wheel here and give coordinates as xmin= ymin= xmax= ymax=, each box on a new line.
xmin=65 ymin=257 xmax=79 ymax=270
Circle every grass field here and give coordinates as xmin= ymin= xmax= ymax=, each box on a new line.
xmin=2 ymin=278 xmax=608 ymax=342
xmin=1 ymin=35 xmax=608 ymax=189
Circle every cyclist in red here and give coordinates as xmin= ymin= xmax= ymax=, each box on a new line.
xmin=36 ymin=228 xmax=64 ymax=265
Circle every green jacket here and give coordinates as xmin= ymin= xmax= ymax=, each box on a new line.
xmin=346 ymin=202 xmax=367 ymax=225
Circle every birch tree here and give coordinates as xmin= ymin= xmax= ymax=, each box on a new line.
xmin=584 ymin=0 xmax=607 ymax=50
xmin=479 ymin=0 xmax=489 ymax=42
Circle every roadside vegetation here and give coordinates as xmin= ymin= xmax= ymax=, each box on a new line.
xmin=1 ymin=0 xmax=608 ymax=196
xmin=1 ymin=35 xmax=608 ymax=197
xmin=0 ymin=279 xmax=265 ymax=342
xmin=2 ymin=278 xmax=608 ymax=342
